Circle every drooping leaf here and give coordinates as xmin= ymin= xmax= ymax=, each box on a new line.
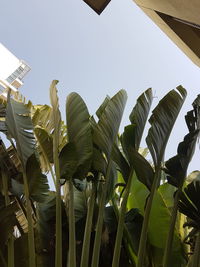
xmin=6 ymin=96 xmax=36 ymax=166
xmin=92 ymin=147 xmax=107 ymax=176
xmin=146 ymin=86 xmax=187 ymax=166
xmin=93 ymin=90 xmax=127 ymax=158
xmin=178 ymin=180 xmax=200 ymax=224
xmin=120 ymin=124 xmax=137 ymax=162
xmin=26 ymin=154 xmax=49 ymax=202
xmin=128 ymin=148 xmax=154 ymax=190
xmin=66 ymin=92 xmax=93 ymax=179
xmin=111 ymin=144 xmax=130 ymax=182
xmin=59 ymin=142 xmax=78 ymax=180
xmin=32 ymin=104 xmax=67 ymax=150
xmin=34 ymin=126 xmax=54 ymax=164
xmin=115 ymin=89 xmax=152 ymax=183
xmin=165 ymin=94 xmax=200 ymax=187
xmin=32 ymin=105 xmax=53 ymax=132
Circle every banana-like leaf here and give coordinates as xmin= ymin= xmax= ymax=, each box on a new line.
xmin=129 ymin=88 xmax=153 ymax=150
xmin=10 ymin=154 xmax=49 ymax=202
xmin=111 ymin=144 xmax=130 ymax=182
xmin=59 ymin=142 xmax=78 ymax=180
xmin=0 ymin=197 xmax=18 ymax=247
xmin=106 ymin=160 xmax=117 ymax=202
xmin=92 ymin=147 xmax=107 ymax=175
xmin=66 ymin=92 xmax=93 ymax=179
xmin=93 ymin=90 xmax=127 ymax=158
xmin=34 ymin=126 xmax=54 ymax=172
xmin=6 ymin=145 xmax=22 ymax=172
xmin=146 ymin=86 xmax=187 ymax=166
xmin=6 ymin=96 xmax=36 ymax=166
xmin=34 ymin=126 xmax=53 ymax=162
xmin=32 ymin=105 xmax=53 ymax=132
xmin=26 ymin=154 xmax=49 ymax=202
xmin=113 ymin=89 xmax=152 ymax=183
xmin=165 ymin=94 xmax=200 ymax=187
xmin=128 ymin=148 xmax=154 ymax=190
xmin=128 ymin=178 xmax=185 ymax=264
xmin=96 ymin=95 xmax=110 ymax=119
xmin=32 ymin=104 xmax=67 ymax=151
xmin=178 ymin=180 xmax=200 ymax=223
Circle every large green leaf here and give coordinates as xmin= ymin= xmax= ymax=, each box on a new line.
xmin=31 ymin=103 xmax=67 ymax=151
xmin=6 ymin=96 xmax=36 ymax=166
xmin=66 ymin=92 xmax=93 ymax=179
xmin=26 ymin=154 xmax=49 ymax=202
xmin=114 ymin=89 xmax=152 ymax=184
xmin=148 ymin=183 xmax=181 ymax=249
xmin=93 ymin=89 xmax=127 ymax=158
xmin=32 ymin=104 xmax=53 ymax=132
xmin=128 ymin=148 xmax=154 ymax=191
xmin=129 ymin=88 xmax=153 ymax=150
xmin=111 ymin=144 xmax=130 ymax=182
xmin=10 ymin=154 xmax=49 ymax=202
xmin=91 ymin=147 xmax=107 ymax=175
xmin=34 ymin=126 xmax=54 ymax=172
xmin=178 ymin=180 xmax=200 ymax=224
xmin=59 ymin=142 xmax=78 ymax=180
xmin=165 ymin=94 xmax=200 ymax=187
xmin=128 ymin=178 xmax=185 ymax=264
xmin=96 ymin=95 xmax=110 ymax=119
xmin=146 ymin=86 xmax=187 ymax=166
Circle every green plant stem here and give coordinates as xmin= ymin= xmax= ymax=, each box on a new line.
xmin=68 ymin=179 xmax=76 ymax=267
xmin=91 ymin=160 xmax=112 ymax=267
xmin=111 ymin=198 xmax=137 ymax=266
xmin=80 ymin=182 xmax=96 ymax=267
xmin=2 ymin=167 xmax=14 ymax=267
xmin=54 ymin=156 xmax=62 ymax=267
xmin=192 ymin=231 xmax=200 ymax=267
xmin=112 ymin=169 xmax=134 ymax=267
xmin=23 ymin=172 xmax=36 ymax=267
xmin=137 ymin=167 xmax=161 ymax=267
xmin=163 ymin=183 xmax=183 ymax=267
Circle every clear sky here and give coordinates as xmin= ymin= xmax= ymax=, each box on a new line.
xmin=1 ymin=0 xmax=200 ymax=173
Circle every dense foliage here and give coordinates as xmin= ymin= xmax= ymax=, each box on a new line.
xmin=0 ymin=83 xmax=200 ymax=267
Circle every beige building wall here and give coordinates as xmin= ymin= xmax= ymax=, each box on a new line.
xmin=133 ymin=0 xmax=200 ymax=67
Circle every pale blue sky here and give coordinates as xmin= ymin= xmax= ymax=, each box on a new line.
xmin=1 ymin=0 xmax=200 ymax=172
